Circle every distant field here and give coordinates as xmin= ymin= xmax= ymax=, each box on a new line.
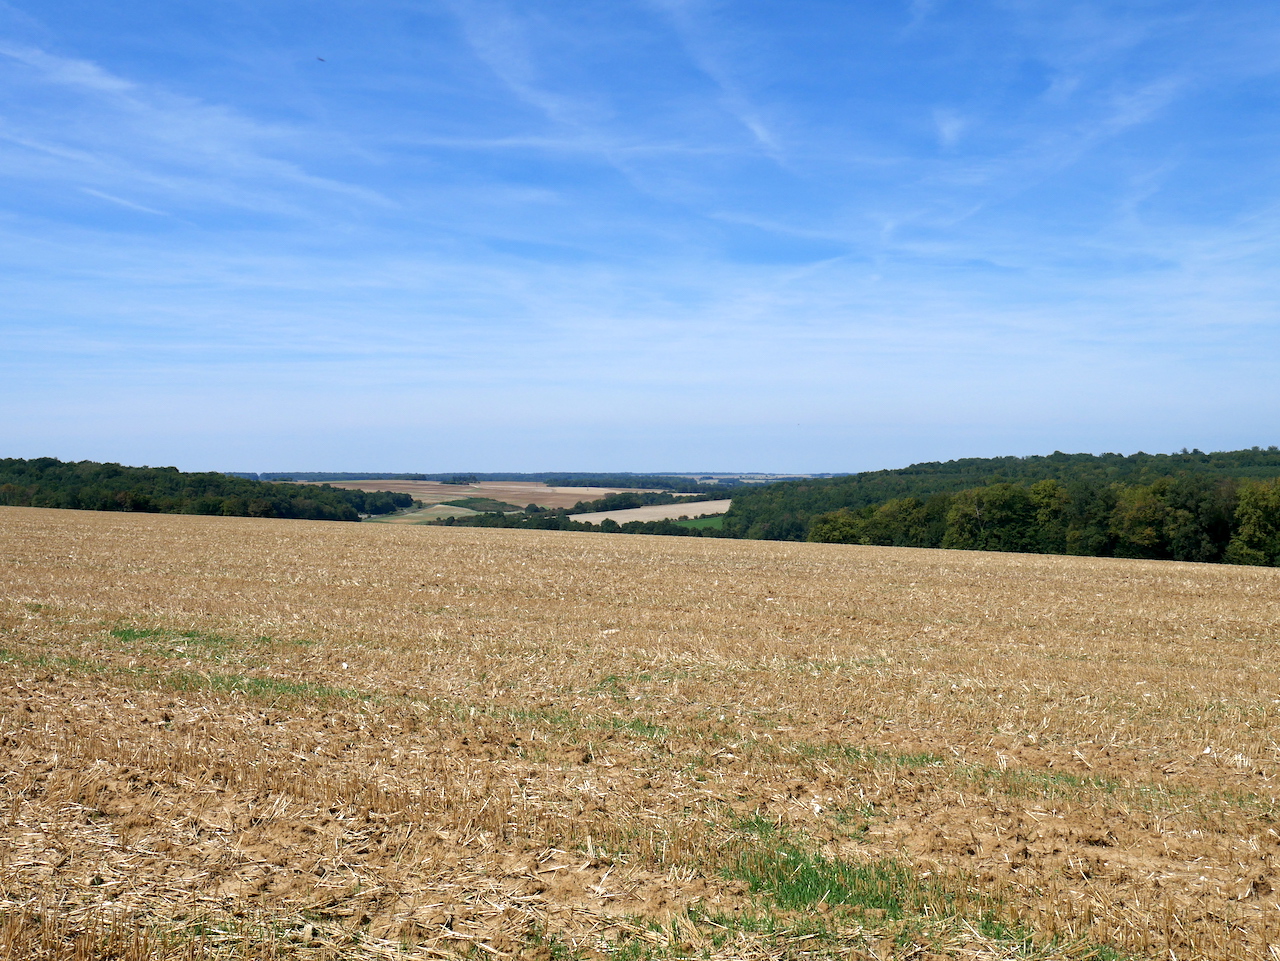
xmin=568 ymin=498 xmax=733 ymax=524
xmin=366 ymin=497 xmax=522 ymax=525
xmin=3 ymin=505 xmax=1280 ymax=959
xmin=368 ymin=503 xmax=479 ymax=523
xmin=439 ymin=497 xmax=522 ymax=512
xmin=299 ymin=479 xmax=668 ymax=510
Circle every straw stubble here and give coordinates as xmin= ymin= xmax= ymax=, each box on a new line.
xmin=1 ymin=505 xmax=1278 ymax=959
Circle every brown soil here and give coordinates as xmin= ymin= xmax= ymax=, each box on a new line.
xmin=1 ymin=506 xmax=1279 ymax=959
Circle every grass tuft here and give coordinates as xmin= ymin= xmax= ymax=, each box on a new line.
xmin=728 ymin=838 xmax=937 ymax=919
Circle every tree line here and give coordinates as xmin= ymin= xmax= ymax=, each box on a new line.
xmin=807 ymin=474 xmax=1280 ymax=565
xmin=723 ymin=447 xmax=1280 ymax=542
xmin=253 ymin=471 xmax=731 ymax=493
xmin=541 ymin=474 xmax=735 ymax=493
xmin=0 ymin=458 xmax=414 ymax=521
xmin=436 ymin=511 xmax=726 ymax=538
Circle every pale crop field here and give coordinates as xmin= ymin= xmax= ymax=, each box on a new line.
xmin=567 ymin=500 xmax=733 ymax=524
xmin=1 ymin=506 xmax=1279 ymax=960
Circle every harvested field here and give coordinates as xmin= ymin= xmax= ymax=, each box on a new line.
xmin=568 ymin=500 xmax=733 ymax=524
xmin=2 ymin=505 xmax=1280 ymax=960
xmin=374 ymin=504 xmax=480 ymax=523
xmin=301 ymin=480 xmax=667 ymax=511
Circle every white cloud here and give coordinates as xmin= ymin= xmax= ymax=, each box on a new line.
xmin=933 ymin=109 xmax=967 ymax=148
xmin=647 ymin=0 xmax=784 ymax=160
xmin=906 ymin=0 xmax=940 ymax=31
xmin=0 ymin=42 xmax=135 ymax=93
xmin=444 ymin=0 xmax=601 ymax=128
xmin=79 ymin=187 xmax=169 ymax=216
xmin=0 ymin=42 xmax=389 ymax=217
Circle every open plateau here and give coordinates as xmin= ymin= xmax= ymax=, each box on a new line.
xmin=2 ymin=505 xmax=1279 ymax=960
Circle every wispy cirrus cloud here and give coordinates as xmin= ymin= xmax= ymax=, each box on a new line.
xmin=0 ymin=42 xmax=388 ymax=217
xmin=79 ymin=187 xmax=169 ymax=216
xmin=932 ymin=109 xmax=967 ymax=149
xmin=647 ymin=0 xmax=784 ymax=160
xmin=443 ymin=1 xmax=600 ymax=129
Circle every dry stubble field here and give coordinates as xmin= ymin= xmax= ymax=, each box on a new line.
xmin=566 ymin=502 xmax=734 ymax=525
xmin=1 ymin=506 xmax=1279 ymax=960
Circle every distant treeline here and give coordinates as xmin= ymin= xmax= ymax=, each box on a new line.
xmin=437 ymin=512 xmax=726 ymax=538
xmin=544 ymin=474 xmax=736 ymax=492
xmin=0 ymin=458 xmax=414 ymax=521
xmin=724 ymin=448 xmax=1280 ymax=541
xmin=246 ymin=471 xmax=734 ymax=493
xmin=808 ymin=475 xmax=1280 ymax=565
xmin=241 ymin=472 xmax=433 ymax=483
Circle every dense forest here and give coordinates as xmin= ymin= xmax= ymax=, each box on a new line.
xmin=807 ymin=476 xmax=1280 ymax=565
xmin=0 ymin=458 xmax=414 ymax=521
xmin=724 ymin=447 xmax=1280 ymax=566
xmin=723 ymin=447 xmax=1280 ymax=540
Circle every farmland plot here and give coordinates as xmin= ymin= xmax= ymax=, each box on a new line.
xmin=1 ymin=505 xmax=1279 ymax=960
xmin=568 ymin=500 xmax=733 ymax=524
xmin=303 ymin=480 xmax=669 ymax=510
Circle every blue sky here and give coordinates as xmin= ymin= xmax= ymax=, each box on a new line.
xmin=3 ymin=1 xmax=1279 ymax=472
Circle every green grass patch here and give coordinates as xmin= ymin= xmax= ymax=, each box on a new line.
xmin=104 ymin=625 xmax=281 ymax=666
xmin=493 ymin=705 xmax=578 ymax=727
xmin=726 ymin=819 xmax=938 ymax=919
xmin=963 ymin=765 xmax=1123 ymax=801
xmin=591 ymin=673 xmax=631 ymax=698
xmin=159 ymin=670 xmax=371 ymax=703
xmin=735 ymin=847 xmax=921 ymax=916
xmin=710 ymin=816 xmax=1127 ymax=961
xmin=724 ymin=813 xmax=935 ymax=917
xmin=0 ymin=645 xmax=109 ymax=675
xmin=609 ymin=717 xmax=670 ymax=739
xmin=109 ymin=626 xmax=244 ymax=649
xmin=110 ymin=627 xmax=171 ymax=643
xmin=0 ymin=643 xmax=369 ymax=705
xmin=792 ymin=740 xmax=946 ymax=770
